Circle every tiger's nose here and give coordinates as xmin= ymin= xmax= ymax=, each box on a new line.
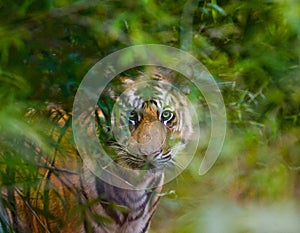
xmin=127 ymin=121 xmax=166 ymax=156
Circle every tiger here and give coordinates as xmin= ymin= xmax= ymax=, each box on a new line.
xmin=0 ymin=67 xmax=195 ymax=233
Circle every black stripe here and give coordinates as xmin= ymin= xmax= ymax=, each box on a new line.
xmin=139 ymin=196 xmax=160 ymax=233
xmin=128 ymin=190 xmax=147 ymax=203
xmin=140 ymin=215 xmax=151 ymax=233
xmin=149 ymin=195 xmax=160 ymax=210
xmin=96 ymin=179 xmax=125 ymax=225
xmin=127 ymin=207 xmax=145 ymax=221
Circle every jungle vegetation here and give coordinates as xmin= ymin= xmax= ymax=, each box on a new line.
xmin=0 ymin=0 xmax=300 ymax=232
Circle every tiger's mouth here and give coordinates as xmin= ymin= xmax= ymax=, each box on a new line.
xmin=111 ymin=144 xmax=173 ymax=169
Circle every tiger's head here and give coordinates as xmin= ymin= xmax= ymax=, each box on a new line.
xmin=105 ymin=72 xmax=194 ymax=171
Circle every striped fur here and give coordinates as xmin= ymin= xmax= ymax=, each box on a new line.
xmin=2 ymin=68 xmax=192 ymax=232
xmin=77 ymin=167 xmax=164 ymax=233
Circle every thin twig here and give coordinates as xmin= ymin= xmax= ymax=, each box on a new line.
xmin=14 ymin=188 xmax=51 ymax=233
xmin=38 ymin=164 xmax=79 ymax=175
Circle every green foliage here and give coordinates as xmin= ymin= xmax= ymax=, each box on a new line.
xmin=0 ymin=0 xmax=300 ymax=232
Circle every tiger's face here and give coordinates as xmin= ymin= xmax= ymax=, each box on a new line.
xmin=109 ymin=78 xmax=193 ymax=170
xmin=124 ymin=99 xmax=176 ymax=169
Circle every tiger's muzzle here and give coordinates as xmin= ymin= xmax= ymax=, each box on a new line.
xmin=126 ymin=120 xmax=167 ymax=160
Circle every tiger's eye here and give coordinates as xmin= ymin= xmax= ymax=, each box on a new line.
xmin=128 ymin=110 xmax=139 ymax=126
xmin=129 ymin=110 xmax=137 ymax=118
xmin=162 ymin=110 xmax=171 ymax=118
xmin=160 ymin=110 xmax=174 ymax=124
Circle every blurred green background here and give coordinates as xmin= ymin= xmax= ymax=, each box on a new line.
xmin=0 ymin=0 xmax=300 ymax=232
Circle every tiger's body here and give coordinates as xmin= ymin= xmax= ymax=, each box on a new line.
xmin=79 ymin=167 xmax=163 ymax=233
xmin=1 ymin=68 xmax=193 ymax=233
